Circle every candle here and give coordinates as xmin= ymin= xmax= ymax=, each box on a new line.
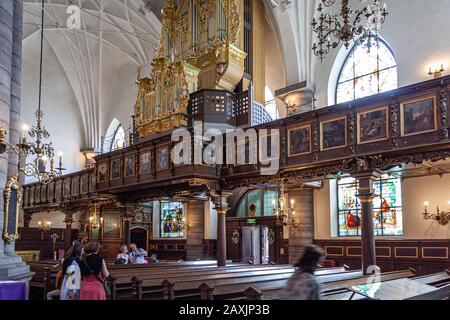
xmin=424 ymin=201 xmax=429 ymax=213
xmin=290 ymin=199 xmax=295 ymax=209
xmin=272 ymin=199 xmax=276 ymax=209
xmin=21 ymin=124 xmax=28 ymax=141
xmin=100 ymin=217 xmax=104 ymax=224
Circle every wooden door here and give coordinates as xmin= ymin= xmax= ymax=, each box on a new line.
xmin=241 ymin=226 xmax=261 ymax=264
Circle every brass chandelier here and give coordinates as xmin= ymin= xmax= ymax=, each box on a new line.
xmin=0 ymin=0 xmax=64 ymax=184
xmin=312 ymin=0 xmax=388 ymax=61
xmin=273 ymin=183 xmax=300 ymax=229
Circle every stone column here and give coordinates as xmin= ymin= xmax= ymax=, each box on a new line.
xmin=212 ymin=192 xmax=231 ymax=267
xmin=287 ymin=189 xmax=314 ymax=265
xmin=185 ymin=200 xmax=205 ymax=260
xmin=0 ymin=0 xmax=32 ymax=282
xmin=63 ymin=209 xmax=74 ymax=252
xmin=354 ymin=172 xmax=379 ymax=275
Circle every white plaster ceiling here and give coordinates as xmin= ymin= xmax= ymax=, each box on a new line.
xmin=22 ymin=0 xmax=162 ymax=150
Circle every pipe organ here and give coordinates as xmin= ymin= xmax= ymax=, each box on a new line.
xmin=134 ymin=0 xmax=246 ymax=138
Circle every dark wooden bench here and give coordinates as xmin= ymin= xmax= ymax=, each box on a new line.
xmin=405 ymin=283 xmax=450 ymax=300
xmin=28 ymin=263 xmax=59 ymax=300
xmin=244 ymin=269 xmax=416 ymax=300
xmin=128 ymin=265 xmax=294 ymax=300
xmin=198 ymin=268 xmax=360 ymax=300
xmin=109 ymin=263 xmax=263 ymax=300
xmin=412 ymin=270 xmax=450 ymax=287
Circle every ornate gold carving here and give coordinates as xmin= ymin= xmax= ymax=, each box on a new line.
xmin=3 ymin=173 xmax=22 ymax=243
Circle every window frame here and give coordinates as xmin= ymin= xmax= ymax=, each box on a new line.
xmin=335 ymin=38 xmax=398 ymax=104
xmin=336 ymin=176 xmax=403 ymax=237
xmin=110 ymin=124 xmax=126 ymax=152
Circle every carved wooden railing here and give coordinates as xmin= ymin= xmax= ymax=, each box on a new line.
xmin=22 ymin=75 xmax=450 ymax=204
xmin=222 ymin=76 xmax=450 ymax=187
xmin=22 ymin=168 xmax=96 ymax=211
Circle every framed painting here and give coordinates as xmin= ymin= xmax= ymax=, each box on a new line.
xmin=47 ymin=182 xmax=54 ymax=202
xmin=35 ymin=185 xmax=41 ymax=203
xmin=72 ymin=176 xmax=80 ymax=196
xmin=29 ymin=186 xmax=34 ymax=207
xmin=357 ymin=107 xmax=389 ymax=144
xmin=40 ymin=185 xmax=47 ymax=202
xmin=2 ymin=175 xmax=21 ymax=243
xmin=110 ymin=158 xmax=121 ymax=180
xmin=102 ymin=213 xmax=121 ymax=239
xmin=139 ymin=150 xmax=151 ymax=174
xmin=156 ymin=146 xmax=170 ymax=171
xmin=321 ymin=117 xmax=347 ymax=151
xmin=81 ymin=174 xmax=89 ymax=194
xmin=90 ymin=173 xmax=96 ymax=192
xmin=63 ymin=179 xmax=71 ymax=197
xmin=124 ymin=154 xmax=136 ymax=177
xmin=55 ymin=180 xmax=62 ymax=202
xmin=401 ymin=96 xmax=437 ymax=137
xmin=288 ymin=125 xmax=311 ymax=156
xmin=97 ymin=162 xmax=108 ymax=182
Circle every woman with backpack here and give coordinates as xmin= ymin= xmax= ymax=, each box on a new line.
xmin=79 ymin=241 xmax=110 ymax=300
xmin=60 ymin=241 xmax=83 ymax=300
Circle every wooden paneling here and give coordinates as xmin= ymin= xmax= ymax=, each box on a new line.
xmin=315 ymin=239 xmax=450 ymax=275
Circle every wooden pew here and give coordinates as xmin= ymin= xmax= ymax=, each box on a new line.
xmin=411 ymin=270 xmax=450 ymax=287
xmin=109 ymin=263 xmax=264 ymax=300
xmin=405 ymin=283 xmax=450 ymax=300
xmin=243 ymin=269 xmax=416 ymax=300
xmin=198 ymin=268 xmax=361 ymax=300
xmin=28 ymin=264 xmax=58 ymax=300
xmin=129 ymin=265 xmax=294 ymax=300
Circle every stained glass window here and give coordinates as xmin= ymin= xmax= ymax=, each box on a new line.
xmin=336 ymin=39 xmax=397 ymax=104
xmin=337 ymin=175 xmax=403 ymax=237
xmin=160 ymin=201 xmax=184 ymax=238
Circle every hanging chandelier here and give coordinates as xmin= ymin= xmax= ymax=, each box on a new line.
xmin=312 ymin=0 xmax=388 ymax=61
xmin=89 ymin=204 xmax=104 ymax=230
xmin=272 ymin=183 xmax=300 ymax=228
xmin=0 ymin=0 xmax=64 ymax=184
xmin=38 ymin=218 xmax=52 ymax=231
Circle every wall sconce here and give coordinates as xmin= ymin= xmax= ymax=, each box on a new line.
xmin=187 ymin=222 xmax=194 ymax=231
xmin=421 ymin=201 xmax=450 ymax=225
xmin=428 ymin=64 xmax=445 ymax=78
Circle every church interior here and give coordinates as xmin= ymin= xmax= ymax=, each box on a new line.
xmin=1 ymin=0 xmax=450 ymax=301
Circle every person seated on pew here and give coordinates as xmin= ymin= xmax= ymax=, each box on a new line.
xmin=129 ymin=243 xmax=148 ymax=264
xmin=60 ymin=241 xmax=83 ymax=300
xmin=283 ymin=245 xmax=325 ymax=300
xmin=115 ymin=245 xmax=129 ymax=264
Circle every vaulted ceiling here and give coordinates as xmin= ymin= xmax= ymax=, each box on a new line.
xmin=22 ymin=0 xmax=162 ymax=149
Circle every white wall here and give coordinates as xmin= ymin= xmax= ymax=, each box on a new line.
xmin=306 ymin=0 xmax=450 ymax=109
xmin=314 ymin=175 xmax=450 ymax=240
xmin=22 ymin=33 xmax=85 ymax=180
xmin=28 ymin=210 xmax=82 ymax=230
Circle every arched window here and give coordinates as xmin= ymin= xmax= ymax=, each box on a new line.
xmin=111 ymin=125 xmax=126 ymax=151
xmin=103 ymin=119 xmax=126 ymax=153
xmin=336 ymin=39 xmax=398 ymax=104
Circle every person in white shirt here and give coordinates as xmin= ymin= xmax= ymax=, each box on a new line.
xmin=129 ymin=243 xmax=148 ymax=264
xmin=116 ymin=245 xmax=129 ymax=264
xmin=60 ymin=242 xmax=83 ymax=300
